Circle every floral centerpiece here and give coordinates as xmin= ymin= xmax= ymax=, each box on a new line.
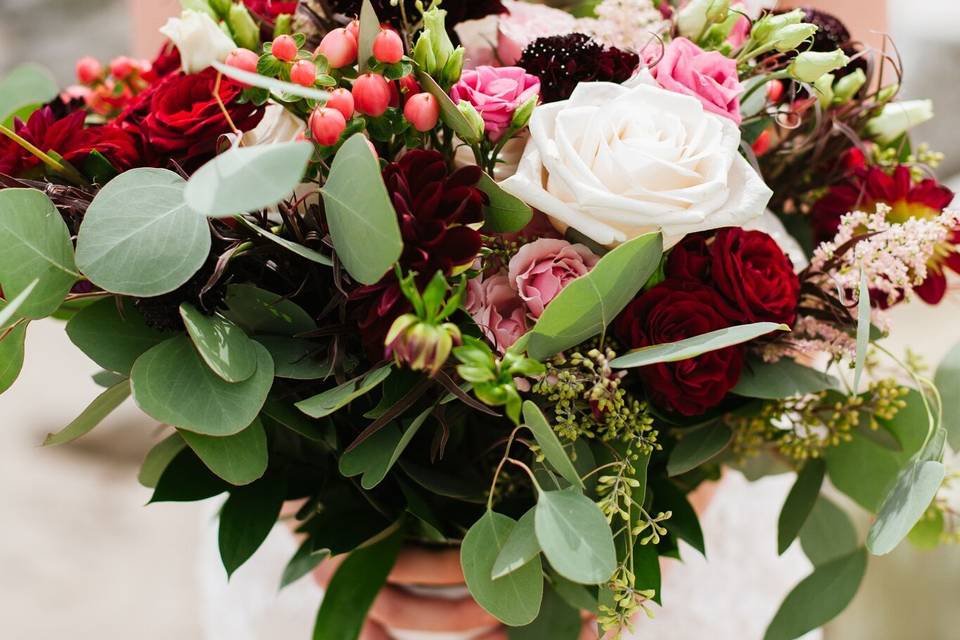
xmin=1 ymin=1 xmax=959 ymax=639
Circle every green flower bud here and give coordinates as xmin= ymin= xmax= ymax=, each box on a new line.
xmin=208 ymin=0 xmax=231 ymax=19
xmin=414 ymin=4 xmax=455 ymax=77
xmin=227 ymin=3 xmax=261 ymax=51
xmin=788 ymin=49 xmax=850 ymax=83
xmin=510 ymin=94 xmax=538 ymax=130
xmin=773 ymin=23 xmax=818 ymax=53
xmin=705 ymin=0 xmax=730 ymax=23
xmin=457 ymin=101 xmax=486 ymax=144
xmin=877 ymin=83 xmax=899 ymax=104
xmin=867 ymin=99 xmax=934 ymax=143
xmin=751 ymin=8 xmax=804 ymax=44
xmin=273 ymin=13 xmax=293 ymax=37
xmin=814 ymin=73 xmax=835 ymax=108
xmin=833 ymin=68 xmax=866 ymax=103
xmin=181 ymin=0 xmax=218 ymax=20
xmin=441 ymin=47 xmax=465 ymax=88
xmin=413 ymin=29 xmax=438 ymax=74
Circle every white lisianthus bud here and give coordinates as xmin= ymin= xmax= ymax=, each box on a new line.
xmin=867 ymin=99 xmax=935 ymax=142
xmin=752 ymin=8 xmax=804 ymax=44
xmin=706 ymin=0 xmax=730 ymax=23
xmin=788 ymin=49 xmax=850 ymax=83
xmin=833 ymin=68 xmax=867 ymax=103
xmin=160 ymin=10 xmax=237 ymax=74
xmin=773 ymin=23 xmax=818 ymax=52
xmin=677 ymin=0 xmax=712 ymax=38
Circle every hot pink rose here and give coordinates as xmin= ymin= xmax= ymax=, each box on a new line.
xmin=508 ymin=239 xmax=599 ymax=318
xmin=468 ymin=273 xmax=528 ymax=352
xmin=497 ymin=0 xmax=576 ymax=65
xmin=450 ymin=66 xmax=540 ymax=141
xmin=652 ymin=37 xmax=743 ymax=124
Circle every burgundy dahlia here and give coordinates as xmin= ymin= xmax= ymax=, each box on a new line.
xmin=517 ymin=33 xmax=640 ymax=103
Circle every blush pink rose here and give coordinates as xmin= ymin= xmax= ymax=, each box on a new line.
xmin=497 ymin=0 xmax=576 ymax=65
xmin=468 ymin=273 xmax=529 ymax=352
xmin=450 ymin=66 xmax=541 ymax=141
xmin=652 ymin=37 xmax=743 ymax=124
xmin=508 ymin=239 xmax=599 ymax=318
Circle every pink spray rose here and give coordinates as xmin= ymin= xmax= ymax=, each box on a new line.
xmin=450 ymin=66 xmax=541 ymax=141
xmin=467 ymin=274 xmax=529 ymax=352
xmin=497 ymin=0 xmax=576 ymax=65
xmin=652 ymin=37 xmax=743 ymax=124
xmin=508 ymin=239 xmax=599 ymax=318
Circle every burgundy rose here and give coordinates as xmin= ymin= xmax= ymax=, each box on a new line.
xmin=615 ymin=280 xmax=743 ymax=416
xmin=142 ymin=42 xmax=183 ymax=84
xmin=243 ymin=0 xmax=298 ymax=18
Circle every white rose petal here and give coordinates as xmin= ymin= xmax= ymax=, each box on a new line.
xmin=241 ymin=105 xmax=306 ymax=147
xmin=160 ymin=10 xmax=237 ymax=74
xmin=867 ymin=99 xmax=934 ymax=143
xmin=499 ymin=81 xmax=772 ymax=248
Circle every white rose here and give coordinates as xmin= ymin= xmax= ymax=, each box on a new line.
xmin=499 ymin=80 xmax=773 ymax=247
xmin=160 ymin=10 xmax=236 ymax=74
xmin=241 ymin=105 xmax=306 ymax=147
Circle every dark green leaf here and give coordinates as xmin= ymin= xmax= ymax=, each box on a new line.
xmin=150 ymin=448 xmax=229 ymax=502
xmin=236 ymin=216 xmax=333 ymax=266
xmin=339 ymin=406 xmax=433 ymax=489
xmin=535 ymin=489 xmax=617 ymax=584
xmin=479 ymin=172 xmax=533 ymax=233
xmin=66 ymin=297 xmax=167 ymax=374
xmin=462 ymin=511 xmax=544 ymax=626
xmin=0 ymin=63 xmax=58 ymax=122
xmin=76 ymin=168 xmax=210 ymax=297
xmin=632 ymin=540 xmax=661 ymax=605
xmin=0 ymin=188 xmax=78 ymax=318
xmin=667 ymin=422 xmax=732 ymax=477
xmin=492 ymin=508 xmax=541 ymax=579
xmin=219 ymin=474 xmax=287 ymax=577
xmin=777 ymin=460 xmax=825 ymax=554
xmin=799 ymin=496 xmax=858 ymax=566
xmin=935 ymin=340 xmax=960 ymax=451
xmin=733 ymin=358 xmax=840 ymax=399
xmin=508 ymin=582 xmax=581 ymax=640
xmin=0 ymin=314 xmax=27 ymax=394
xmin=261 ymin=396 xmax=334 ymax=443
xmin=223 ymin=283 xmax=317 ymax=336
xmin=256 ymin=335 xmax=332 ymax=380
xmin=526 ymin=232 xmax=663 ymax=361
xmin=180 ymin=303 xmax=258 ymax=382
xmin=312 ymin=526 xmax=403 ymax=640
xmin=180 ymin=417 xmax=269 ymax=486
xmin=523 ymin=401 xmax=583 ymax=490
xmin=138 ymin=433 xmax=187 ymax=489
xmin=611 ymin=322 xmax=789 ymax=369
xmin=296 ymin=365 xmax=392 ymax=418
xmin=763 ymin=548 xmax=867 ymax=640
xmin=281 ymin=539 xmax=330 ymax=590
xmin=320 ymin=134 xmax=403 ymax=285
xmin=398 ymin=459 xmax=487 ymax=502
xmin=651 ymin=479 xmax=705 ymax=555
xmin=131 ymin=336 xmax=275 ymax=436
xmin=43 ymin=379 xmax=131 ymax=446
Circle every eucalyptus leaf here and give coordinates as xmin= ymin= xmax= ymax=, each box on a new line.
xmin=777 ymin=460 xmax=825 ymax=554
xmin=0 ymin=319 xmax=28 ymax=394
xmin=138 ymin=433 xmax=187 ymax=489
xmin=0 ymin=63 xmax=58 ymax=122
xmin=763 ymin=548 xmax=867 ymax=640
xmin=934 ymin=340 xmax=960 ymax=450
xmin=526 ymin=232 xmax=663 ymax=360
xmin=853 ymin=270 xmax=870 ymax=391
xmin=66 ymin=297 xmax=167 ymax=374
xmin=462 ymin=511 xmax=544 ymax=626
xmin=180 ymin=303 xmax=258 ymax=382
xmin=479 ymin=172 xmax=533 ymax=233
xmin=357 ymin=0 xmax=380 ymax=73
xmin=180 ymin=417 xmax=269 ymax=486
xmin=131 ymin=336 xmax=275 ymax=436
xmin=185 ymin=142 xmax=314 ymax=217
xmin=535 ymin=489 xmax=617 ymax=585
xmin=296 ymin=365 xmax=392 ymax=418
xmin=320 ymin=134 xmax=403 ymax=285
xmin=867 ymin=455 xmax=945 ymax=556
xmin=799 ymin=496 xmax=858 ymax=566
xmin=76 ymin=168 xmax=210 ymax=297
xmin=236 ymin=217 xmax=333 ymax=266
xmin=256 ymin=336 xmax=332 ymax=380
xmin=212 ymin=61 xmax=331 ymax=101
xmin=667 ymin=422 xmax=732 ymax=477
xmin=492 ymin=508 xmax=541 ymax=580
xmin=611 ymin=322 xmax=788 ymax=369
xmin=43 ymin=379 xmax=131 ymax=447
xmin=508 ymin=582 xmax=581 ymax=640
xmin=523 ymin=401 xmax=584 ymax=490
xmin=0 ymin=188 xmax=78 ymax=318
xmin=907 ymin=508 xmax=945 ymax=550
xmin=733 ymin=358 xmax=840 ymax=399
xmin=223 ymin=283 xmax=317 ymax=336
xmin=218 ymin=474 xmax=287 ymax=577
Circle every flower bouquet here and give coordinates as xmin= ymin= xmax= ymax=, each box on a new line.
xmin=1 ymin=0 xmax=959 ymax=638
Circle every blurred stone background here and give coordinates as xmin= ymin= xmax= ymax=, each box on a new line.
xmin=1 ymin=1 xmax=959 ymax=639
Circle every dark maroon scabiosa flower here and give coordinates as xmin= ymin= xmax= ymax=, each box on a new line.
xmin=352 ymin=149 xmax=487 ymax=354
xmin=516 ymin=33 xmax=640 ymax=103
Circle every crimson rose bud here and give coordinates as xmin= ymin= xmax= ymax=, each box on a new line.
xmin=310 ymin=106 xmax=347 ymax=146
xmin=373 ymin=29 xmax=405 ymax=64
xmin=271 ymin=34 xmax=298 ymax=61
xmin=326 ymin=87 xmax=355 ymax=120
xmin=403 ymin=93 xmax=440 ymax=131
xmin=352 ymin=73 xmax=392 ymax=117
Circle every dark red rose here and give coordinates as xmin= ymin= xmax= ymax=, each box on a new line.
xmin=117 ymin=68 xmax=264 ymax=171
xmin=142 ymin=42 xmax=182 ymax=84
xmin=244 ymin=0 xmax=298 ymax=18
xmin=665 ymin=233 xmax=711 ymax=282
xmin=615 ymin=280 xmax=744 ymax=416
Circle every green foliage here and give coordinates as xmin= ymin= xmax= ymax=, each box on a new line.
xmin=799 ymin=495 xmax=858 ymax=566
xmin=312 ymin=525 xmax=403 ymax=640
xmin=43 ymin=379 xmax=131 ymax=447
xmin=535 ymin=489 xmax=617 ymax=585
xmin=256 ymin=336 xmax=333 ymax=380
xmin=131 ymin=336 xmax=275 ymax=436
xmin=462 ymin=511 xmax=544 ymax=626
xmin=184 ymin=142 xmax=313 ymax=217
xmin=218 ymin=474 xmax=287 ymax=577
xmin=523 ymin=401 xmax=584 ymax=489
xmin=651 ymin=479 xmax=705 ymax=555
xmin=235 ymin=217 xmax=333 ymax=266
xmin=150 ymin=448 xmax=229 ymax=503
xmin=935 ymin=340 xmax=960 ymax=450
xmin=296 ymin=365 xmax=392 ymax=418
xmin=66 ymin=297 xmax=167 ymax=374
xmin=180 ymin=303 xmax=259 ymax=383
xmin=524 ymin=232 xmax=663 ymax=361
xmin=180 ymin=418 xmax=269 ymax=486
xmin=356 ymin=0 xmax=380 ymax=74
xmin=213 ymin=61 xmax=331 ymax=101
xmin=733 ymin=358 xmax=840 ymax=399
xmin=281 ymin=539 xmax=330 ymax=590
xmin=417 ymin=70 xmax=477 ymax=139
xmin=507 ymin=581 xmax=582 ymax=640
xmin=777 ymin=460 xmax=825 ymax=554
xmin=223 ymin=283 xmax=317 ymax=336
xmin=492 ymin=508 xmax=541 ymax=580
xmin=320 ymin=134 xmax=403 ymax=285
xmin=76 ymin=169 xmax=210 ymax=297
xmin=0 ymin=188 xmax=78 ymax=318
xmin=632 ymin=540 xmax=661 ymax=605
xmin=478 ymin=172 xmax=533 ymax=233
xmin=0 ymin=318 xmax=27 ymax=394
xmin=339 ymin=407 xmax=433 ymax=489
xmin=0 ymin=63 xmax=58 ymax=123
xmin=455 ymin=337 xmax=544 ymax=423
xmin=667 ymin=422 xmax=732 ymax=477
xmin=138 ymin=433 xmax=187 ymax=489
xmin=611 ymin=322 xmax=789 ymax=369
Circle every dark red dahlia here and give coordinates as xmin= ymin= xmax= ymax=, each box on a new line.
xmin=812 ymin=164 xmax=957 ymax=304
xmin=352 ymin=150 xmax=487 ymax=354
xmin=517 ymin=33 xmax=640 ymax=103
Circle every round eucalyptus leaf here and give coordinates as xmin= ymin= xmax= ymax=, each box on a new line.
xmin=66 ymin=297 xmax=167 ymax=374
xmin=0 ymin=319 xmax=28 ymax=394
xmin=131 ymin=335 xmax=274 ymax=436
xmin=180 ymin=303 xmax=258 ymax=382
xmin=534 ymin=489 xmax=617 ymax=585
xmin=179 ymin=418 xmax=268 ymax=486
xmin=76 ymin=168 xmax=210 ymax=296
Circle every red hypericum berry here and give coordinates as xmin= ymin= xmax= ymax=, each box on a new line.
xmin=373 ymin=29 xmax=404 ymax=64
xmin=346 ymin=20 xmax=360 ymax=43
xmin=767 ymin=79 xmax=784 ymax=104
xmin=75 ymin=56 xmax=103 ymax=85
xmin=225 ymin=48 xmax=259 ymax=74
xmin=326 ymin=88 xmax=355 ymax=119
xmin=109 ymin=56 xmax=135 ymax=80
xmin=290 ymin=60 xmax=317 ymax=87
xmin=398 ymin=74 xmax=421 ymax=96
xmin=315 ymin=27 xmax=358 ymax=69
xmin=309 ymin=107 xmax=347 ymax=146
xmin=403 ymin=93 xmax=440 ymax=132
xmin=272 ymin=35 xmax=299 ymax=62
xmin=352 ymin=73 xmax=392 ymax=117
xmin=752 ymin=129 xmax=772 ymax=156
